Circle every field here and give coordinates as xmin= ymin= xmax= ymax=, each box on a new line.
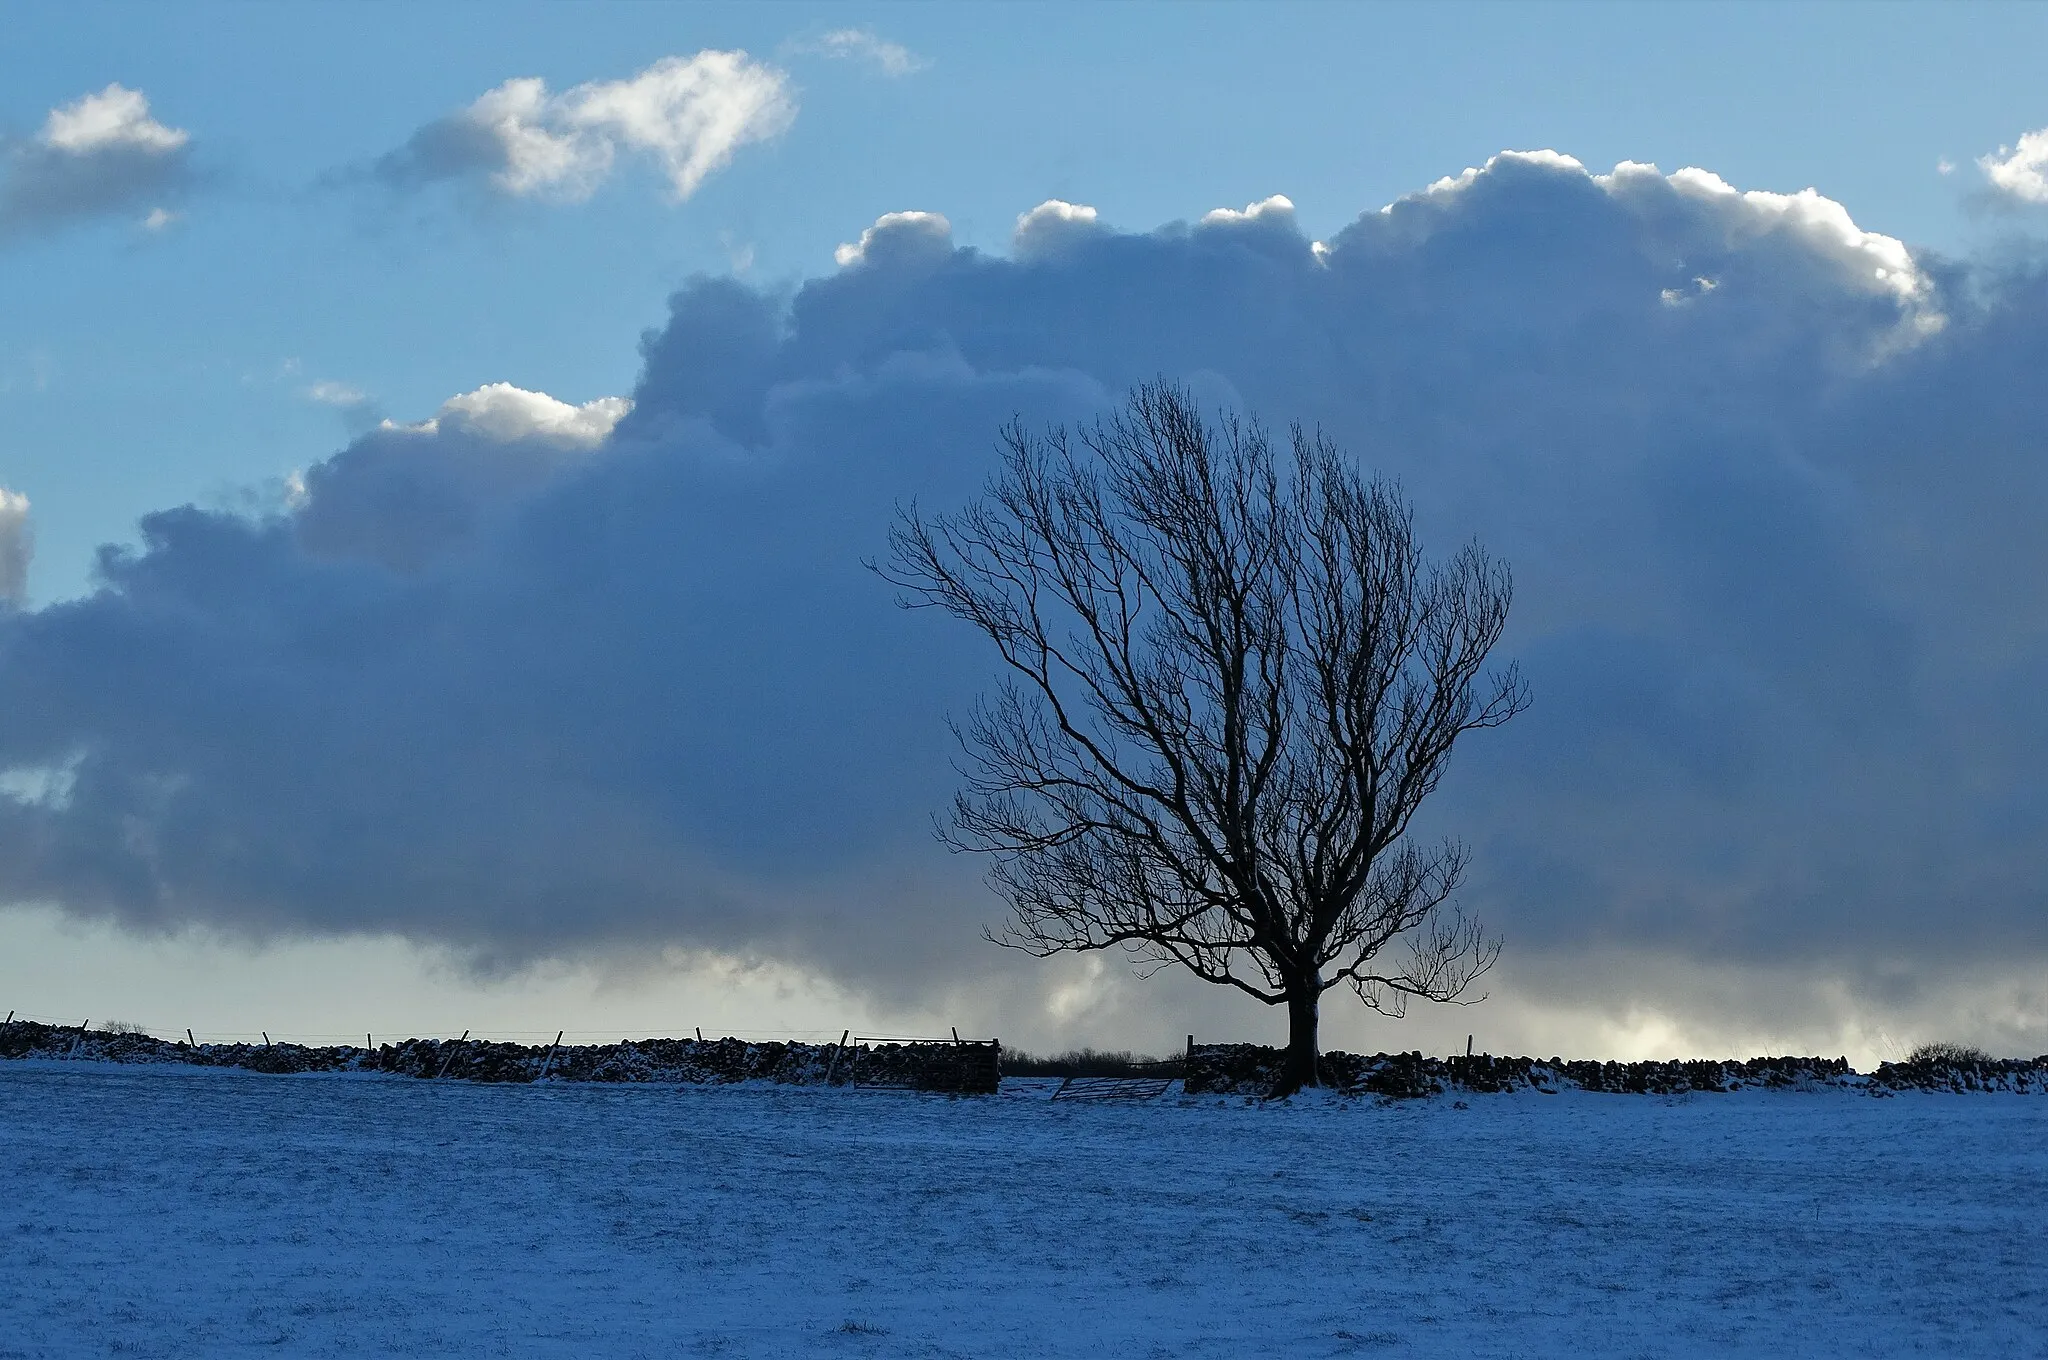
xmin=4 ymin=1064 xmax=2045 ymax=1358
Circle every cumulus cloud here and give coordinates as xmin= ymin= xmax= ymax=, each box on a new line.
xmin=803 ymin=28 xmax=927 ymax=77
xmin=42 ymin=85 xmax=186 ymax=155
xmin=1979 ymin=126 xmax=2048 ymax=205
xmin=375 ymin=53 xmax=794 ymax=203
xmin=292 ymin=383 xmax=630 ymax=571
xmin=4 ymin=152 xmax=2048 ymax=1054
xmin=833 ymin=209 xmax=951 ymax=267
xmin=1409 ymin=152 xmax=1932 ymax=316
xmin=0 ymin=489 xmax=28 ymax=604
xmin=1012 ymin=200 xmax=1106 ymax=260
xmin=1199 ymin=193 xmax=1297 ymax=228
xmin=0 ymin=84 xmax=194 ymax=238
xmin=413 ymin=382 xmax=632 ymax=447
xmin=1658 ymin=166 xmax=1929 ymax=303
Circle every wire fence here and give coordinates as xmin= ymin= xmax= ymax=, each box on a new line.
xmin=0 ymin=1009 xmax=987 ymax=1049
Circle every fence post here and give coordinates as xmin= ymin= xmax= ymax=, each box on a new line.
xmin=187 ymin=1029 xmax=197 ymax=1049
xmin=536 ymin=1030 xmax=564 ymax=1081
xmin=262 ymin=1032 xmax=272 ymax=1049
xmin=1466 ymin=1034 xmax=1473 ymax=1058
xmin=3 ymin=1010 xmax=11 ymax=1026
xmin=695 ymin=1027 xmax=703 ymax=1042
xmin=824 ymin=1028 xmax=851 ymax=1085
xmin=433 ymin=1030 xmax=470 ymax=1079
xmin=952 ymin=1027 xmax=961 ymax=1045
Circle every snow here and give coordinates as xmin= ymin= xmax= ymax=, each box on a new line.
xmin=4 ymin=1065 xmax=2044 ymax=1357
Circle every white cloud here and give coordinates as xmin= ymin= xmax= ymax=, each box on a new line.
xmin=1016 ymin=199 xmax=1097 ymax=232
xmin=1198 ymin=194 xmax=1297 ymax=228
xmin=809 ymin=29 xmax=927 ymax=77
xmin=1656 ymin=165 xmax=1928 ymax=302
xmin=40 ymin=84 xmax=188 ymax=155
xmin=0 ymin=753 xmax=79 ymax=810
xmin=386 ymin=382 xmax=631 ymax=448
xmin=388 ymin=53 xmax=795 ymax=203
xmin=1418 ymin=149 xmax=1586 ymax=203
xmin=1399 ymin=153 xmax=1933 ymax=320
xmin=1978 ymin=127 xmax=2048 ymax=204
xmin=2 ymin=85 xmax=196 ymax=239
xmin=719 ymin=229 xmax=756 ymax=274
xmin=306 ymin=380 xmax=368 ymax=407
xmin=1659 ymin=276 xmax=1720 ymax=307
xmin=1012 ymin=199 xmax=1103 ymax=257
xmin=0 ymin=488 xmax=30 ymax=604
xmin=834 ymin=210 xmax=952 ymax=267
xmin=556 ymin=55 xmax=793 ymax=200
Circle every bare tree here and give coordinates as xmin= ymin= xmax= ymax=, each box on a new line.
xmin=883 ymin=384 xmax=1526 ymax=1095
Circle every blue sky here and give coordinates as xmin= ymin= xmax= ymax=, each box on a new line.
xmin=4 ymin=2 xmax=2048 ymax=1060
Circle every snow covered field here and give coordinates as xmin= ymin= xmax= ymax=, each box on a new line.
xmin=4 ymin=1064 xmax=2044 ymax=1358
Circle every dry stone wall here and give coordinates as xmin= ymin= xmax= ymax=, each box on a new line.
xmin=1183 ymin=1044 xmax=2048 ymax=1098
xmin=9 ymin=1021 xmax=2043 ymax=1100
xmin=0 ymin=1021 xmax=1000 ymax=1093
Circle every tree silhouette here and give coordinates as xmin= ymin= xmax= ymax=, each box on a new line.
xmin=884 ymin=384 xmax=1525 ymax=1095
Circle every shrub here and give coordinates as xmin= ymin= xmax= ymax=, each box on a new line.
xmin=1906 ymin=1041 xmax=1992 ymax=1065
xmin=1000 ymin=1047 xmax=1183 ymax=1078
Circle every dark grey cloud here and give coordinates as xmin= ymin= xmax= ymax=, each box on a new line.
xmin=0 ymin=84 xmax=194 ymax=239
xmin=3 ymin=151 xmax=2046 ymax=1031
xmin=0 ymin=488 xmax=28 ymax=604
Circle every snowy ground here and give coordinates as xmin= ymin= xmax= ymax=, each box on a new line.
xmin=4 ymin=1064 xmax=2044 ymax=1358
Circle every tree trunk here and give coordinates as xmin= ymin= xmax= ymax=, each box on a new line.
xmin=1272 ymin=983 xmax=1321 ymax=1097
